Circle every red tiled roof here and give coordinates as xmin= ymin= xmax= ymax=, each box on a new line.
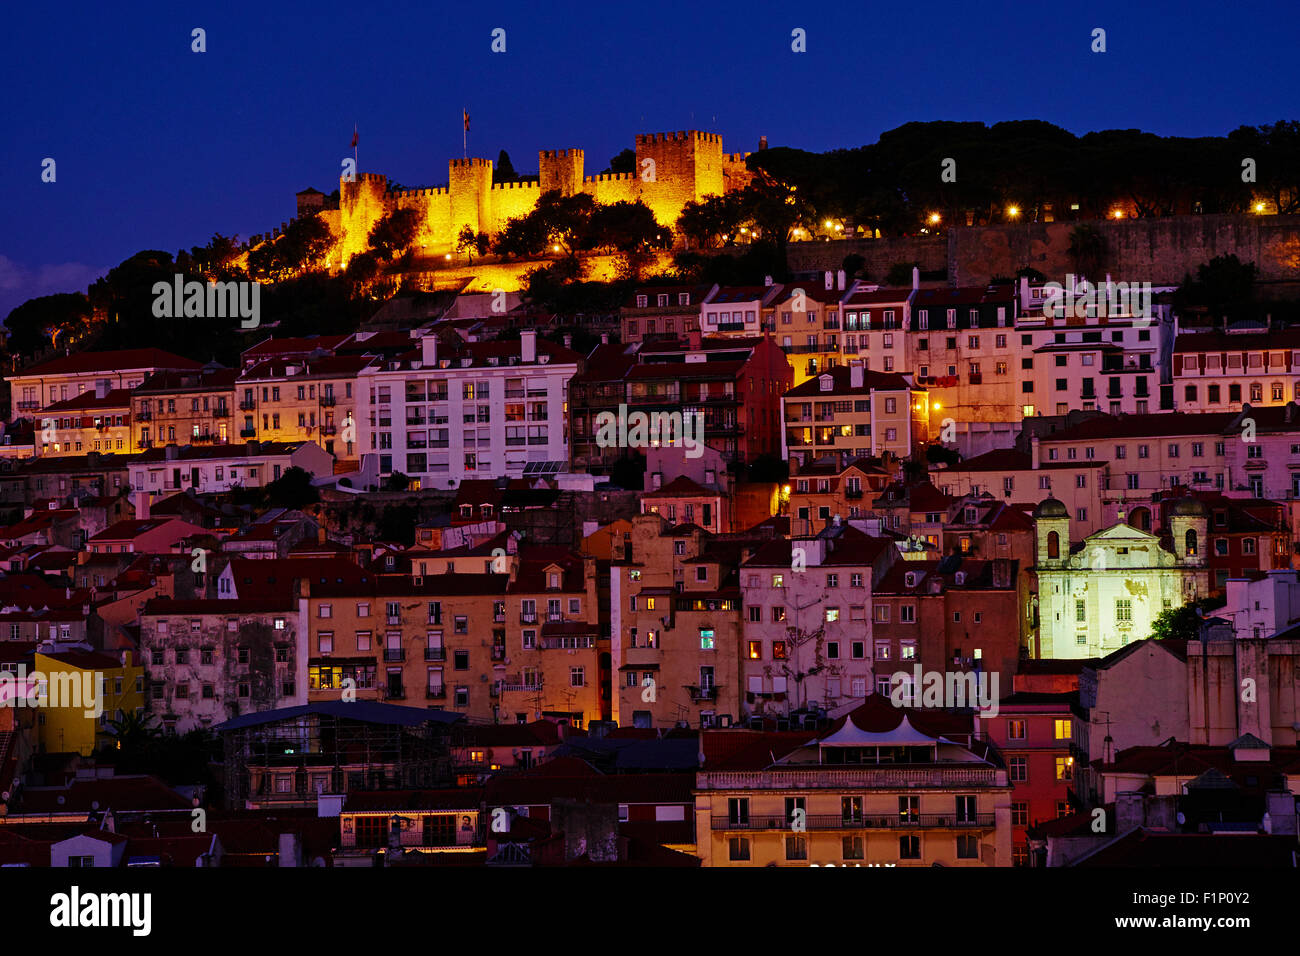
xmin=19 ymin=349 xmax=203 ymax=377
xmin=785 ymin=366 xmax=916 ymax=397
xmin=42 ymin=389 xmax=132 ymax=412
xmin=1040 ymin=412 xmax=1238 ymax=443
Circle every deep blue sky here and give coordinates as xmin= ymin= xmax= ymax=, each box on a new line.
xmin=3 ymin=0 xmax=1297 ymax=318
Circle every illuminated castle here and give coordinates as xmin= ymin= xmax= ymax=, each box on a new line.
xmin=306 ymin=130 xmax=754 ymax=266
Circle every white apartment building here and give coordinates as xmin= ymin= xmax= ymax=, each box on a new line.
xmin=1173 ymin=327 xmax=1300 ymax=414
xmin=357 ymin=331 xmax=580 ymax=489
xmin=128 ymin=440 xmax=333 ymax=507
xmin=1017 ymin=276 xmax=1176 ymax=418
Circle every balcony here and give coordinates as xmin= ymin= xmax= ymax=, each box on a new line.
xmin=239 ymin=427 xmax=256 ymax=438
xmin=500 ymin=681 xmax=542 ymax=693
xmin=686 ymin=684 xmax=719 ymax=702
xmin=425 ymin=686 xmax=446 ymax=700
xmin=383 ymin=648 xmax=405 ymax=663
xmin=239 ymin=400 xmax=256 ymax=411
xmin=213 ymin=407 xmax=231 ymax=418
xmin=320 ymin=424 xmax=337 ymax=436
xmin=520 ymin=613 xmax=538 ymax=624
xmin=139 ymin=439 xmax=154 ymax=449
xmin=491 ymin=646 xmax=506 ymax=661
xmin=845 ymin=488 xmax=864 ymax=500
xmin=385 ymin=687 xmax=406 ymax=701
xmin=15 ymin=401 xmax=40 ymax=412
xmin=710 ymin=813 xmax=996 ymax=831
xmin=319 ymin=394 xmax=337 ymax=407
xmin=424 ymin=647 xmax=446 ymax=662
xmin=136 ymin=409 xmax=152 ymax=421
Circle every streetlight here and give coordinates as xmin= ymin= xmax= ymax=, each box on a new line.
xmin=928 ymin=213 xmax=941 ymax=225
xmin=1007 ymin=206 xmax=1020 ymax=219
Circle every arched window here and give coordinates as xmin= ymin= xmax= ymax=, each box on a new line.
xmin=1185 ymin=529 xmax=1198 ymax=556
xmin=1047 ymin=530 xmax=1059 ymax=560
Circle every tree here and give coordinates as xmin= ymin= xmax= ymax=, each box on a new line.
xmin=676 ymin=194 xmax=745 ymax=249
xmin=368 ymin=208 xmax=421 ymax=260
xmin=248 ymin=216 xmax=334 ymax=281
xmin=494 ymin=150 xmax=519 ymax=183
xmin=587 ymin=201 xmax=663 ymax=253
xmin=1067 ymin=224 xmax=1108 ymax=281
xmin=4 ymin=292 xmax=92 ymax=355
xmin=384 ymin=472 xmax=411 ymax=492
xmin=604 ymin=148 xmax=636 ymax=175
xmin=1174 ymin=254 xmax=1258 ymax=323
xmin=265 ymin=465 xmax=320 ymax=509
xmin=1148 ymin=600 xmax=1208 ymax=642
xmin=457 ymin=224 xmax=478 ymax=263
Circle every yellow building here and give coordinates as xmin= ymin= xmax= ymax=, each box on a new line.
xmin=782 ymin=365 xmax=930 ymax=469
xmin=33 ymin=649 xmax=144 ymax=756
xmin=303 ymin=548 xmax=604 ymax=727
xmin=39 ymin=387 xmax=132 ymax=457
xmin=610 ymin=514 xmax=743 ymax=728
xmin=237 ymin=356 xmax=373 ymax=460
xmin=695 ymin=699 xmax=1014 ymax=866
xmin=8 ymin=348 xmax=202 ymax=422
xmin=133 ymin=369 xmax=237 ymax=451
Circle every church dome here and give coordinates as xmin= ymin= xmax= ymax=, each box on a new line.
xmin=1034 ymin=497 xmax=1068 ymax=519
xmin=1169 ymin=497 xmax=1209 ymax=518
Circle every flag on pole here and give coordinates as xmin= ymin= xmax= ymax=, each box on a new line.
xmin=351 ymin=126 xmax=358 ymax=148
xmin=463 ymin=109 xmax=470 ymax=133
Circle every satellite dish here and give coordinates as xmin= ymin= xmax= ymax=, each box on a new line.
xmin=56 ymin=796 xmax=65 ymax=805
xmin=91 ymin=801 xmax=100 ymax=810
xmin=1176 ymin=812 xmax=1186 ymax=825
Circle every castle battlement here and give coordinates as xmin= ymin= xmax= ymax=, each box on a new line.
xmin=317 ymin=126 xmax=735 ymax=267
xmin=635 ymin=130 xmax=720 ymax=145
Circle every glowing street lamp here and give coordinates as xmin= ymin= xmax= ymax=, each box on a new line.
xmin=1254 ymin=202 xmax=1266 ymax=213
xmin=1006 ymin=206 xmax=1020 ymax=219
xmin=928 ymin=213 xmax=941 ymax=225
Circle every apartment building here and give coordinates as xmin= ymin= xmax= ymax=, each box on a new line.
xmin=932 ymin=447 xmax=1110 ymax=535
xmin=357 ymin=331 xmax=581 ymax=489
xmin=1173 ymin=328 xmax=1300 ymax=413
xmin=38 ymin=387 xmax=131 ymax=457
xmin=782 ymin=366 xmax=929 ymax=469
xmin=568 ymin=342 xmax=638 ymax=475
xmin=620 ymin=284 xmax=713 ymax=344
xmin=764 ymin=280 xmax=849 ymax=386
xmin=869 ymin=556 xmax=1023 ymax=687
xmin=301 ymin=549 xmax=603 ymax=727
xmin=139 ymin=597 xmax=304 ymax=733
xmin=133 ymin=369 xmax=237 ymax=451
xmin=630 ymin=337 xmax=791 ymax=465
xmin=1034 ymin=412 xmax=1238 ymax=530
xmin=7 ymin=348 xmax=202 ymax=421
xmin=236 ymin=355 xmax=373 ymax=459
xmin=32 ymin=648 xmax=145 ymax=756
xmin=609 ymin=515 xmax=743 ymax=728
xmin=641 ymin=476 xmax=730 ymax=534
xmin=694 ymin=699 xmax=1014 ymax=867
xmin=738 ymin=524 xmax=896 ymax=719
xmin=981 ymin=694 xmax=1083 ymax=866
xmin=1221 ymin=403 xmax=1300 ymax=499
xmin=127 ymin=441 xmax=334 ymax=507
xmin=786 ymin=458 xmax=892 ymax=537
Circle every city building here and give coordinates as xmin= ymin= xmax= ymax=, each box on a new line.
xmin=782 ymin=365 xmax=929 ymax=469
xmin=7 ymin=348 xmax=202 ymax=422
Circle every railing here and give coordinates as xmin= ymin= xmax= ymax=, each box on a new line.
xmin=136 ymin=409 xmax=153 ymax=421
xmin=385 ymin=688 xmax=406 ymax=701
xmin=698 ymin=767 xmax=1001 ymax=789
xmin=500 ymin=682 xmax=542 ymax=693
xmin=15 ymin=401 xmax=41 ymax=412
xmin=424 ymin=647 xmax=446 ymax=662
xmin=213 ymin=407 xmax=231 ymax=417
xmin=239 ymin=400 xmax=256 ymax=411
xmin=710 ymin=813 xmax=996 ymax=831
xmin=384 ymin=648 xmax=405 ymax=662
xmin=491 ymin=647 xmax=506 ymax=661
xmin=320 ymin=424 xmax=337 ymax=436
xmin=520 ymin=614 xmax=538 ymax=624
xmin=845 ymin=488 xmax=864 ymax=499
xmin=425 ymin=686 xmax=446 ymax=699
xmin=319 ymin=395 xmax=337 ymax=407
xmin=239 ymin=427 xmax=256 ymax=438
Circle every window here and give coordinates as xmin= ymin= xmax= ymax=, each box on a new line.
xmin=1115 ymin=599 xmax=1132 ymax=623
xmin=1054 ymin=718 xmax=1071 ymax=740
xmin=728 ymin=837 xmax=750 ymax=861
xmin=956 ymin=834 xmax=979 ymax=859
xmin=784 ymin=835 xmax=808 ymax=861
xmin=1008 ymin=719 xmax=1026 ymax=739
xmin=899 ymin=835 xmax=920 ymax=860
xmin=1009 ymin=757 xmax=1027 ymax=782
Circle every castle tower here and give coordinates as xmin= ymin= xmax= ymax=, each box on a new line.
xmin=634 ymin=131 xmax=725 ymax=230
xmin=539 ymin=149 xmax=584 ymax=196
xmin=449 ymin=158 xmax=493 ymax=238
xmin=338 ymin=173 xmax=391 ymax=266
xmin=1033 ymin=497 xmax=1070 ymax=568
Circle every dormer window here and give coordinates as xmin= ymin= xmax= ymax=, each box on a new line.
xmin=548 ymin=572 xmax=560 ymax=589
xmin=636 ymin=295 xmax=648 ymax=307
xmin=819 ymin=375 xmax=833 ymax=392
xmin=904 ymin=572 xmax=916 ymax=587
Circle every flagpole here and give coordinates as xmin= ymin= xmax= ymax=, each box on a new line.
xmin=463 ymin=108 xmax=467 ymax=160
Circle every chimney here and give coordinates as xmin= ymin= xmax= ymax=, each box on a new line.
xmin=1030 ymin=435 xmax=1041 ymax=470
xmin=564 ymin=334 xmax=573 ymax=350
xmin=520 ymin=330 xmax=537 ymax=363
xmin=134 ymin=490 xmax=150 ymax=521
xmin=600 ymin=333 xmax=609 ymax=345
xmin=912 ymin=266 xmax=920 ymax=291
xmin=95 ymin=381 xmax=108 ymax=400
xmin=837 ymin=269 xmax=846 ymax=291
xmin=421 ymin=334 xmax=438 ymax=366
xmin=763 ymin=275 xmax=773 ymax=287
xmin=759 ymin=135 xmax=768 ymax=150
xmin=850 ymin=363 xmax=864 ymax=390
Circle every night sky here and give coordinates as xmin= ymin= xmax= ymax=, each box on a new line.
xmin=3 ymin=0 xmax=1297 ymax=317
